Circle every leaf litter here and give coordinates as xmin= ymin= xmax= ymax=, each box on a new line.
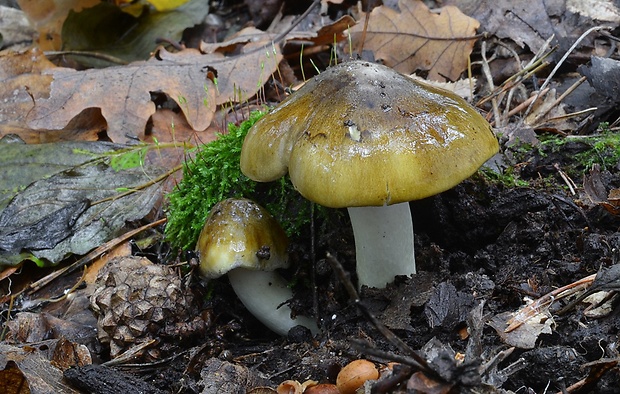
xmin=2 ymin=0 xmax=620 ymax=393
xmin=0 ymin=140 xmax=169 ymax=265
xmin=350 ymin=0 xmax=480 ymax=81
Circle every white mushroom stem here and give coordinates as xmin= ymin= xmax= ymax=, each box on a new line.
xmin=227 ymin=268 xmax=319 ymax=336
xmin=347 ymin=202 xmax=416 ymax=289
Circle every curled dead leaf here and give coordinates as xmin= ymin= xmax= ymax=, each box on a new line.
xmin=583 ymin=164 xmax=620 ymax=215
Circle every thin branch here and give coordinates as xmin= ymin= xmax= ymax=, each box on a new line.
xmin=522 ymin=26 xmax=613 ymax=120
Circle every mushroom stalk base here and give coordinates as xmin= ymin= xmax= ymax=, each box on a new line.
xmin=228 ymin=268 xmax=319 ymax=336
xmin=348 ymin=202 xmax=416 ymax=289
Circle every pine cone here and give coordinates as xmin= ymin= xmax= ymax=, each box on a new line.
xmin=90 ymin=256 xmax=194 ymax=359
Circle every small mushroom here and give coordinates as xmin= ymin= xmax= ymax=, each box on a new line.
xmin=197 ymin=198 xmax=318 ymax=336
xmin=240 ymin=60 xmax=498 ymax=289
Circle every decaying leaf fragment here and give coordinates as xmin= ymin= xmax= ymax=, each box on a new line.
xmin=0 ymin=342 xmax=83 ymax=394
xmin=0 ymin=141 xmax=168 ymax=265
xmin=0 ymin=199 xmax=89 ymax=253
xmin=584 ymin=164 xmax=620 ymax=215
xmin=488 ymin=310 xmax=553 ymax=350
xmin=0 ymin=49 xmax=56 ymax=139
xmin=1 ymin=15 xmax=356 ymax=143
xmin=349 ymin=0 xmax=480 ymax=81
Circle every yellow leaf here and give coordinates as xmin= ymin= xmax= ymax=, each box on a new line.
xmin=147 ymin=0 xmax=190 ymax=11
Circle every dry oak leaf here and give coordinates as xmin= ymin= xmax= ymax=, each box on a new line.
xmin=26 ymin=49 xmax=216 ymax=143
xmin=0 ymin=48 xmax=105 ymax=143
xmin=27 ymin=44 xmax=282 ymax=143
xmin=0 ymin=49 xmax=55 ymax=136
xmin=170 ymin=35 xmax=283 ymax=107
xmin=350 ymin=0 xmax=480 ymax=81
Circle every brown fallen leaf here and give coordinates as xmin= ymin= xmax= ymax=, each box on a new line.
xmin=407 ymin=371 xmax=453 ymax=394
xmin=0 ymin=360 xmax=30 ymax=394
xmin=24 ymin=48 xmax=216 ymax=143
xmin=83 ymin=241 xmax=132 ymax=285
xmin=608 ymin=188 xmax=620 ymax=208
xmin=0 ymin=48 xmax=106 ymax=142
xmin=0 ymin=49 xmax=60 ymax=142
xmin=157 ymin=44 xmax=283 ymax=107
xmin=23 ymin=41 xmax=281 ymax=142
xmin=50 ymin=338 xmax=92 ymax=371
xmin=349 ymin=0 xmax=480 ymax=81
xmin=278 ymin=15 xmax=356 ymax=48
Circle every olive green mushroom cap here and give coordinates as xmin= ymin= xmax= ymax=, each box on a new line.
xmin=240 ymin=61 xmax=499 ymax=208
xmin=197 ymin=198 xmax=289 ymax=279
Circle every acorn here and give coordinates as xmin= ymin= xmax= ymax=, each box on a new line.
xmin=336 ymin=359 xmax=379 ymax=394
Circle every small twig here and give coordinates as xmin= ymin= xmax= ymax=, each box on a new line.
xmin=480 ymin=41 xmax=501 ymax=126
xmin=110 ymin=350 xmax=190 ymax=369
xmin=369 ymin=363 xmax=413 ymax=393
xmin=543 ymin=107 xmax=597 ymax=123
xmin=554 ymin=359 xmax=619 ymax=394
xmin=476 ymin=45 xmax=553 ymax=107
xmin=556 ymin=265 xmax=620 ymax=315
xmin=532 ymin=76 xmax=587 ymax=125
xmin=503 ymin=88 xmax=549 ymax=120
xmin=350 ymin=339 xmax=427 ymax=372
xmin=244 ymin=0 xmax=321 ymax=55
xmin=501 ymin=85 xmax=517 ymax=125
xmin=478 ymin=347 xmax=515 ymax=375
xmin=551 ymin=194 xmax=591 ymax=229
xmin=103 ymin=339 xmax=159 ymax=366
xmin=522 ymin=26 xmax=613 ymax=120
xmin=0 ymin=293 xmax=17 ymax=341
xmin=554 ymin=163 xmax=577 ymax=195
xmin=6 ymin=268 xmax=89 ymax=314
xmin=325 ymin=251 xmax=359 ymax=301
xmin=354 ymin=301 xmax=419 ymax=359
xmin=524 ymin=34 xmax=556 ymax=70
xmin=44 ymin=50 xmax=128 ymax=65
xmin=325 ymin=252 xmax=437 ymax=376
xmin=92 ymin=164 xmax=181 ymax=206
xmin=27 ymin=218 xmax=167 ymax=294
xmin=505 ymin=273 xmax=596 ymax=332
xmin=355 ymin=1 xmax=371 ymax=55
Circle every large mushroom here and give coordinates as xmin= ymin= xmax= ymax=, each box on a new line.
xmin=240 ymin=60 xmax=498 ymax=289
xmin=197 ymin=197 xmax=318 ymax=336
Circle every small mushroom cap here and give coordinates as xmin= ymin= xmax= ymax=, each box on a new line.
xmin=196 ymin=198 xmax=289 ymax=279
xmin=240 ymin=61 xmax=499 ymax=208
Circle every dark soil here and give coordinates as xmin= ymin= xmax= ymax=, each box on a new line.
xmin=101 ymin=144 xmax=620 ymax=393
